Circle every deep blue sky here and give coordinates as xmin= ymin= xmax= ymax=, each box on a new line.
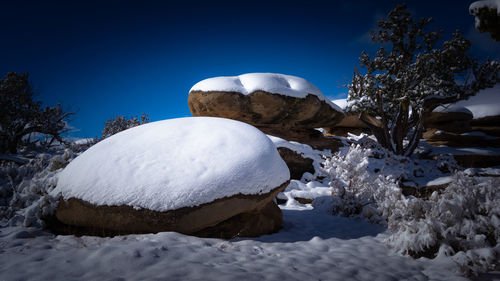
xmin=2 ymin=0 xmax=498 ymax=138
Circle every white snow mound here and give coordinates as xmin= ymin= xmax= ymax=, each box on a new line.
xmin=190 ymin=73 xmax=342 ymax=111
xmin=454 ymin=84 xmax=500 ymax=119
xmin=53 ymin=117 xmax=290 ymax=211
xmin=331 ymin=98 xmax=348 ymax=111
xmin=432 ymin=104 xmax=473 ymax=115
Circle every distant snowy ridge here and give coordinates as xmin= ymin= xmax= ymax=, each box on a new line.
xmin=53 ymin=117 xmax=290 ymax=212
xmin=190 ymin=73 xmax=341 ymax=111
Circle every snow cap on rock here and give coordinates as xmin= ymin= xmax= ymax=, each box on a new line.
xmin=190 ymin=73 xmax=341 ymax=111
xmin=53 ymin=117 xmax=290 ymax=211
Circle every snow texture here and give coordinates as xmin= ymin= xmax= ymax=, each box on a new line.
xmin=278 ymin=179 xmax=331 ymax=204
xmin=432 ymin=104 xmax=473 ymax=115
xmin=190 ymin=73 xmax=342 ymax=111
xmin=53 ymin=117 xmax=290 ymax=211
xmin=0 ymin=211 xmax=469 ymax=281
xmin=2 ymin=132 xmax=500 ymax=280
xmin=332 ymin=98 xmax=348 ymax=110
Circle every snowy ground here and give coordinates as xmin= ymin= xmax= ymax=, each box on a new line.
xmin=0 ymin=204 xmax=469 ymax=281
xmin=1 ymin=134 xmax=498 ymax=281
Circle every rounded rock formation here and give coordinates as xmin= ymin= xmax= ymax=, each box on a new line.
xmin=188 ymin=73 xmax=344 ymax=150
xmin=52 ymin=117 xmax=290 ymax=237
xmin=424 ymin=105 xmax=473 ymax=133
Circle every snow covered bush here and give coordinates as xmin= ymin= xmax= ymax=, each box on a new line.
xmin=323 ymin=143 xmax=500 ymax=276
xmin=387 ymin=173 xmax=500 ymax=274
xmin=101 ymin=113 xmax=150 ymax=139
xmin=0 ymin=149 xmax=73 ymax=227
xmin=323 ymin=144 xmax=402 ymax=224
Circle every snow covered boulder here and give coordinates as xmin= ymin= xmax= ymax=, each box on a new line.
xmin=188 ymin=73 xmax=344 ymax=150
xmin=424 ymin=104 xmax=473 ymax=133
xmin=423 ymin=98 xmax=500 ymax=148
xmin=52 ymin=117 xmax=290 ymax=238
xmin=456 ymin=85 xmax=500 ymax=136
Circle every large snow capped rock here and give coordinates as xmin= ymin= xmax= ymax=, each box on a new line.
xmin=188 ymin=73 xmax=344 ymax=150
xmin=424 ymin=104 xmax=473 ymax=134
xmin=52 ymin=117 xmax=290 ymax=237
xmin=422 ymin=87 xmax=500 ymax=157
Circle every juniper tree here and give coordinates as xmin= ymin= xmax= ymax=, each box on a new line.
xmin=0 ymin=72 xmax=74 ymax=153
xmin=347 ymin=4 xmax=499 ymax=156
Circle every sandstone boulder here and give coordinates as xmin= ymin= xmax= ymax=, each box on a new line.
xmin=194 ymin=200 xmax=283 ymax=238
xmin=188 ymin=73 xmax=344 ymax=150
xmin=471 ymin=115 xmax=500 ymax=137
xmin=423 ymin=128 xmax=500 ymax=148
xmin=324 ymin=114 xmax=370 ymax=137
xmin=52 ymin=117 xmax=290 ymax=237
xmin=55 ymin=182 xmax=288 ymax=237
xmin=424 ymin=105 xmax=473 ymax=134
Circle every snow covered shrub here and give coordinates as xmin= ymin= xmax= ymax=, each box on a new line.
xmin=323 ymin=144 xmax=402 ymax=224
xmin=66 ymin=137 xmax=99 ymax=153
xmin=0 ymin=149 xmax=72 ymax=227
xmin=101 ymin=113 xmax=150 ymax=139
xmin=435 ymin=153 xmax=459 ymax=173
xmin=323 ymin=143 xmax=500 ymax=276
xmin=386 ymin=173 xmax=500 ymax=275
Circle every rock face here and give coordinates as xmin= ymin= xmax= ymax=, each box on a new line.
xmin=188 ymin=74 xmax=344 ymax=151
xmin=422 ymin=104 xmax=500 ymax=168
xmin=52 ymin=117 xmax=290 ymax=237
xmin=55 ymin=181 xmax=288 ymax=238
xmin=277 ymin=147 xmax=314 ymax=180
xmin=324 ymin=114 xmax=370 ymax=137
xmin=423 ymin=106 xmax=500 ymax=149
xmin=423 ymin=129 xmax=500 ymax=148
xmin=471 ymin=115 xmax=500 ymax=136
xmin=188 ymin=91 xmax=343 ymax=130
xmin=194 ymin=200 xmax=283 ymax=238
xmin=424 ymin=109 xmax=473 ymax=134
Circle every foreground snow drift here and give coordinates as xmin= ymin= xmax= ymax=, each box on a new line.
xmin=0 ymin=206 xmax=468 ymax=281
xmin=53 ymin=117 xmax=290 ymax=211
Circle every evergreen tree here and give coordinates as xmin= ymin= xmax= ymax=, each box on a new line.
xmin=0 ymin=72 xmax=74 ymax=153
xmin=347 ymin=4 xmax=499 ymax=156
